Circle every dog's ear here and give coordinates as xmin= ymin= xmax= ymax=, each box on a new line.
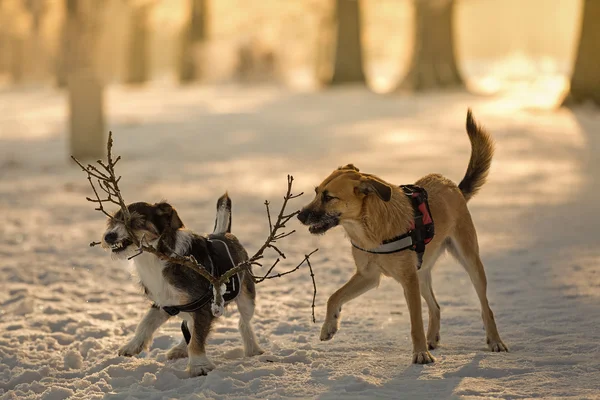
xmin=356 ymin=177 xmax=392 ymax=202
xmin=155 ymin=202 xmax=184 ymax=230
xmin=338 ymin=164 xmax=360 ymax=172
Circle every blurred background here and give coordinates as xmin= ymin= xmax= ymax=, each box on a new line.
xmin=1 ymin=1 xmax=600 ymax=398
xmin=0 ymin=0 xmax=589 ymax=95
xmin=0 ymin=0 xmax=596 ymax=159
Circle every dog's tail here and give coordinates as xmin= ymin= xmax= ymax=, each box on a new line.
xmin=458 ymin=109 xmax=495 ymax=202
xmin=213 ymin=193 xmax=232 ymax=234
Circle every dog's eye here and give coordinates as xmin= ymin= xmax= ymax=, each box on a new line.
xmin=322 ymin=194 xmax=336 ymax=202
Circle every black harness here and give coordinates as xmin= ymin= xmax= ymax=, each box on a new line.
xmin=351 ymin=185 xmax=435 ymax=269
xmin=152 ymin=238 xmax=242 ymax=344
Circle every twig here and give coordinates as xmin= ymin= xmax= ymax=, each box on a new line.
xmin=73 ymin=134 xmax=319 ymax=322
xmin=265 ymin=200 xmax=273 ymax=235
xmin=254 ymin=249 xmax=318 ymax=282
xmin=253 ymin=249 xmax=319 ymax=323
xmin=306 ymin=257 xmax=317 ymax=324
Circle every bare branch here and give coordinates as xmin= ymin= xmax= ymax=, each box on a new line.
xmin=255 ymin=249 xmax=318 ymax=281
xmin=273 ymin=230 xmax=295 ymax=241
xmin=268 ymin=244 xmax=286 ymax=259
xmin=306 ymin=257 xmax=317 ymax=323
xmin=252 ymin=258 xmax=280 ymax=282
xmin=74 ymin=134 xmax=319 ymax=321
xmin=265 ymin=200 xmax=273 ymax=235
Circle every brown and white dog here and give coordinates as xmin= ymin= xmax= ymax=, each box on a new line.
xmin=297 ymin=110 xmax=507 ymax=364
xmin=102 ymin=194 xmax=263 ymax=376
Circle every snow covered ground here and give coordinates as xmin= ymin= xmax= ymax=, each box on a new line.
xmin=1 ymin=83 xmax=599 ymax=399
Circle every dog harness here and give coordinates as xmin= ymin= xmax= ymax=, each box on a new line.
xmin=152 ymin=238 xmax=242 ymax=344
xmin=351 ymin=184 xmax=435 ymax=269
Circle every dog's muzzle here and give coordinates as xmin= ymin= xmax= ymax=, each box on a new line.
xmin=297 ymin=209 xmax=340 ymax=235
xmin=103 ymin=231 xmax=133 ymax=253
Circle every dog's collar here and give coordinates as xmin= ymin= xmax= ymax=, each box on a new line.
xmin=158 ymin=238 xmax=242 ymax=318
xmin=351 ymin=184 xmax=435 ymax=270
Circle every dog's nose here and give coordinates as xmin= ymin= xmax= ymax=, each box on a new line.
xmin=104 ymin=231 xmax=118 ymax=244
xmin=297 ymin=209 xmax=309 ymax=224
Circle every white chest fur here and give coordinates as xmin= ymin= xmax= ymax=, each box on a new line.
xmin=132 ymin=252 xmax=185 ymax=307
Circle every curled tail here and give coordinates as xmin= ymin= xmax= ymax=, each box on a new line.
xmin=213 ymin=193 xmax=232 ymax=234
xmin=459 ymin=109 xmax=495 ymax=202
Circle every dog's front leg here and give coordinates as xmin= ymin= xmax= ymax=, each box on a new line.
xmin=321 ymin=266 xmax=381 ymax=341
xmin=187 ymin=308 xmax=216 ymax=377
xmin=397 ymin=268 xmax=435 ymax=364
xmin=119 ymin=305 xmax=170 ymax=356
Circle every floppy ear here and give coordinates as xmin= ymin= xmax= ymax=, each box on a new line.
xmin=356 ymin=178 xmax=392 ymax=202
xmin=155 ymin=202 xmax=184 ymax=230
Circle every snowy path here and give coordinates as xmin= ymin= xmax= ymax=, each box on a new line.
xmin=1 ymin=85 xmax=599 ymax=399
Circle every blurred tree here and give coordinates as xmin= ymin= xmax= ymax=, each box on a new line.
xmin=125 ymin=1 xmax=152 ymax=84
xmin=9 ymin=36 xmax=25 ymax=83
xmin=66 ymin=0 xmax=105 ymax=160
xmin=562 ymin=0 xmax=600 ymax=106
xmin=397 ymin=0 xmax=463 ymax=91
xmin=23 ymin=0 xmax=47 ymax=82
xmin=56 ymin=0 xmax=73 ymax=87
xmin=321 ymin=0 xmax=366 ymax=85
xmin=2 ymin=1 xmax=28 ymax=84
xmin=178 ymin=0 xmax=207 ymax=83
xmin=0 ymin=31 xmax=5 ymax=76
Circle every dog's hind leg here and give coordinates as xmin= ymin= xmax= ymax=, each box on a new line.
xmin=448 ymin=220 xmax=508 ymax=352
xmin=118 ymin=305 xmax=170 ymax=357
xmin=236 ymin=275 xmax=264 ymax=357
xmin=419 ymin=269 xmax=441 ymax=350
xmin=418 ymin=246 xmax=445 ymax=350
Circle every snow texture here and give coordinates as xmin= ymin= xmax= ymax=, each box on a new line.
xmin=1 ymin=83 xmax=599 ymax=399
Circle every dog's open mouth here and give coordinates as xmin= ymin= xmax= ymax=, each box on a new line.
xmin=110 ymin=238 xmax=133 ymax=253
xmin=308 ymin=218 xmax=339 ymax=235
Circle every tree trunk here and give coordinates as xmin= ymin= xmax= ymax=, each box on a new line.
xmin=67 ymin=0 xmax=105 ymax=160
xmin=69 ymin=72 xmax=105 ymax=159
xmin=56 ymin=0 xmax=76 ymax=88
xmin=397 ymin=0 xmax=463 ymax=92
xmin=125 ymin=3 xmax=151 ymax=84
xmin=25 ymin=0 xmax=47 ymax=82
xmin=0 ymin=31 xmax=6 ymax=75
xmin=178 ymin=0 xmax=207 ymax=83
xmin=326 ymin=0 xmax=366 ymax=85
xmin=9 ymin=35 xmax=24 ymax=83
xmin=562 ymin=0 xmax=600 ymax=107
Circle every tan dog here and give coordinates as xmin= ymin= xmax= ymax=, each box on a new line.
xmin=297 ymin=110 xmax=507 ymax=364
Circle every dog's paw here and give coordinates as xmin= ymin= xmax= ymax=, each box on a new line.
xmin=412 ymin=350 xmax=436 ymax=364
xmin=166 ymin=343 xmax=188 ymax=360
xmin=320 ymin=319 xmax=339 ymax=341
xmin=118 ymin=339 xmax=147 ymax=357
xmin=427 ymin=332 xmax=440 ymax=350
xmin=487 ymin=338 xmax=509 ymax=352
xmin=245 ymin=345 xmax=265 ymax=357
xmin=187 ymin=355 xmax=215 ymax=377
